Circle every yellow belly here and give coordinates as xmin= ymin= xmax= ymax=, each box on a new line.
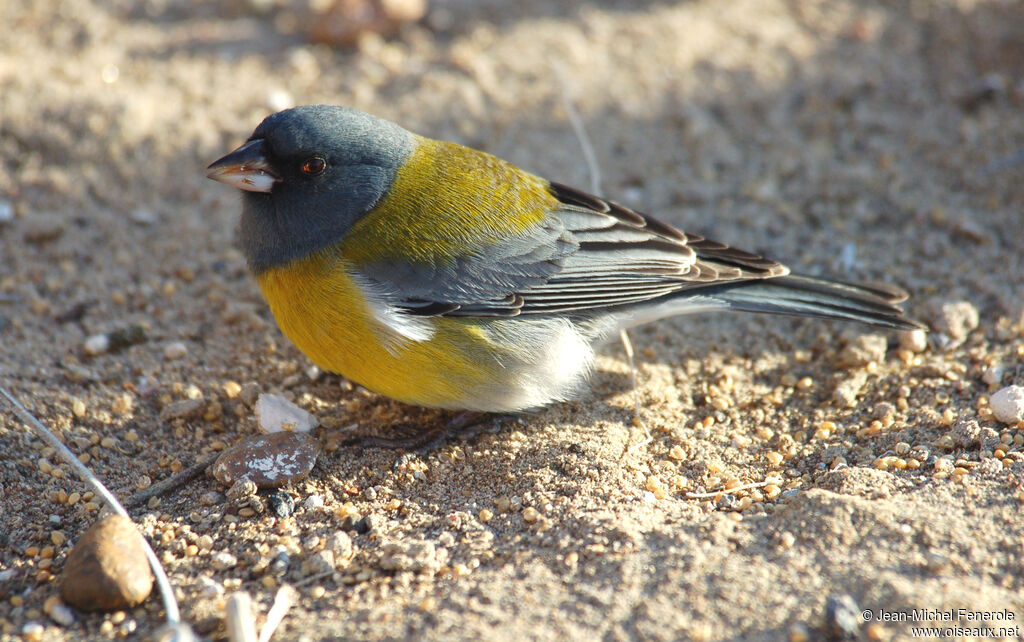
xmin=256 ymin=250 xmax=498 ymax=409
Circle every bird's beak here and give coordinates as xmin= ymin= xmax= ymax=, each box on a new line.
xmin=206 ymin=139 xmax=280 ymax=193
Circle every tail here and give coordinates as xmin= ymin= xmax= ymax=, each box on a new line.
xmin=705 ymin=275 xmax=923 ymax=331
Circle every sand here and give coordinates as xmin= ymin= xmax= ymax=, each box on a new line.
xmin=1 ymin=0 xmax=1023 ymax=639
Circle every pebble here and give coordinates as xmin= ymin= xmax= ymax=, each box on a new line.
xmin=304 ymin=494 xmax=325 ymax=510
xmin=982 ymin=365 xmax=1005 ymax=387
xmin=107 ymin=325 xmax=147 ymax=351
xmin=328 ymin=531 xmax=354 ymax=562
xmin=210 ymin=551 xmax=238 ymax=571
xmin=47 ymin=602 xmax=76 ymax=627
xmin=60 ymin=515 xmax=153 ymax=611
xmin=931 ymin=300 xmax=979 ymax=344
xmin=359 ymin=513 xmax=386 ymax=534
xmin=23 ymin=213 xmax=66 ymax=244
xmin=21 ymin=622 xmax=44 ymax=641
xmin=833 ymin=371 xmax=868 ymax=407
xmin=163 ymin=342 xmax=188 ymax=360
xmin=212 ymin=431 xmax=322 ymax=488
xmin=836 ymin=334 xmax=887 ymax=368
xmin=198 ymin=575 xmax=223 ymax=598
xmin=159 ymin=398 xmax=206 ymax=422
xmin=307 ymin=0 xmax=427 ymax=46
xmin=897 ymin=328 xmax=928 ymax=353
xmin=990 ymin=386 xmax=1024 ymax=424
xmin=256 ymin=393 xmax=319 ymax=433
xmin=307 ymin=550 xmax=335 ymax=574
xmin=83 ymin=334 xmax=111 ymax=356
xmin=824 ymin=594 xmax=861 ymax=641
xmin=129 ymin=208 xmax=159 ymax=226
xmin=0 ymin=199 xmax=12 ymax=224
xmin=267 ymin=490 xmax=296 ymax=518
xmin=379 ymin=539 xmax=447 ymax=573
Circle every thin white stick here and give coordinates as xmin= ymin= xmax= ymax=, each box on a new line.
xmin=685 ymin=480 xmax=771 ymax=499
xmin=557 ymin=66 xmax=602 ymax=196
xmin=0 ymin=386 xmax=187 ymax=631
xmin=258 ymin=585 xmax=298 ymax=642
xmin=553 ymin=62 xmax=649 ymax=452
xmin=225 ymin=592 xmax=258 ymax=642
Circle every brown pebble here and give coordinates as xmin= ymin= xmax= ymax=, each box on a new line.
xmin=307 ymin=0 xmax=427 ymax=47
xmin=212 ymin=431 xmax=322 ymax=488
xmin=60 ymin=515 xmax=153 ymax=611
xmin=159 ymin=398 xmax=206 ymax=422
xmin=23 ymin=213 xmax=66 ymax=244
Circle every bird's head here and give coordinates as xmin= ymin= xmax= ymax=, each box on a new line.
xmin=207 ymin=105 xmax=414 ymax=273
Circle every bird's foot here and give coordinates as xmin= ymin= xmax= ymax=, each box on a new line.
xmin=347 ymin=412 xmax=520 ymax=452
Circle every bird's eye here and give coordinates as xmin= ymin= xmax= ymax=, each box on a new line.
xmin=301 ymin=157 xmax=326 ymax=176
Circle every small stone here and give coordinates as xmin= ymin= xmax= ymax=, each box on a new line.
xmin=198 ymin=575 xmax=223 ymax=598
xmin=929 ymin=300 xmax=979 ymax=344
xmin=990 ymin=386 xmax=1024 ymax=424
xmin=21 ymin=622 xmax=45 ymax=641
xmin=83 ymin=334 xmax=110 ymax=356
xmin=833 ymin=371 xmax=869 ymax=407
xmin=0 ymin=200 xmax=13 ymax=224
xmin=267 ymin=490 xmax=296 ymax=518
xmin=212 ymin=431 xmax=322 ymax=488
xmin=256 ymin=393 xmax=319 ymax=433
xmin=357 ymin=513 xmax=386 ymax=534
xmin=24 ymin=213 xmax=65 ymax=244
xmin=982 ymin=365 xmax=1005 ymax=387
xmin=210 ymin=551 xmax=237 ymax=571
xmin=222 ymin=381 xmax=243 ymax=398
xmin=898 ymin=328 xmax=927 ymax=353
xmin=107 ymin=326 xmax=147 ymax=351
xmin=824 ymin=594 xmax=861 ymax=641
xmin=836 ymin=334 xmax=887 ymax=368
xmin=159 ymin=398 xmax=206 ymax=422
xmin=307 ymin=549 xmax=335 ymax=575
xmin=129 ymin=208 xmax=159 ymax=226
xmin=60 ymin=515 xmax=153 ymax=611
xmin=327 ymin=531 xmax=354 ymax=562
xmin=307 ymin=0 xmax=427 ymax=47
xmin=379 ymin=539 xmax=447 ymax=573
xmin=163 ymin=342 xmax=187 ymax=360
xmin=226 ymin=479 xmax=258 ymax=503
xmin=47 ymin=602 xmax=76 ymax=627
xmin=304 ymin=494 xmax=325 ymax=510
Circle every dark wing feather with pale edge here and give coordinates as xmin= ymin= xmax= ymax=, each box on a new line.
xmin=363 ymin=182 xmax=920 ymax=330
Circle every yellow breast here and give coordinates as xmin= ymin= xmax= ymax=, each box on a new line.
xmin=256 ymin=248 xmax=498 ymax=409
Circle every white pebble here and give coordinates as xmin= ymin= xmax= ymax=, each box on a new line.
xmin=83 ymin=333 xmax=110 ymax=356
xmin=163 ymin=342 xmax=188 ymax=360
xmin=304 ymin=494 xmax=325 ymax=510
xmin=21 ymin=622 xmax=44 ymax=639
xmin=0 ymin=200 xmax=13 ymax=224
xmin=210 ymin=551 xmax=237 ymax=571
xmin=48 ymin=604 xmax=76 ymax=627
xmin=130 ymin=208 xmax=159 ymax=226
xmin=990 ymin=386 xmax=1024 ymax=424
xmin=256 ymin=393 xmax=319 ymax=433
xmin=981 ymin=365 xmax=1004 ymax=386
xmin=198 ymin=575 xmax=224 ymax=598
xmin=898 ymin=328 xmax=927 ymax=353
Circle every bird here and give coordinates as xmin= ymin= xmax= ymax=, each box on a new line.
xmin=207 ymin=104 xmax=921 ymax=420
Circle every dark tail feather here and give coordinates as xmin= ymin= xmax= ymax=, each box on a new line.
xmin=708 ymin=275 xmax=924 ymax=331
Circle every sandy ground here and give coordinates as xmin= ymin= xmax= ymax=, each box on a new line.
xmin=2 ymin=0 xmax=1024 ymax=639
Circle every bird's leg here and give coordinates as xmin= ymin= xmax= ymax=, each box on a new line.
xmin=349 ymin=411 xmax=517 ymax=451
xmin=620 ymin=329 xmax=652 ymax=455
